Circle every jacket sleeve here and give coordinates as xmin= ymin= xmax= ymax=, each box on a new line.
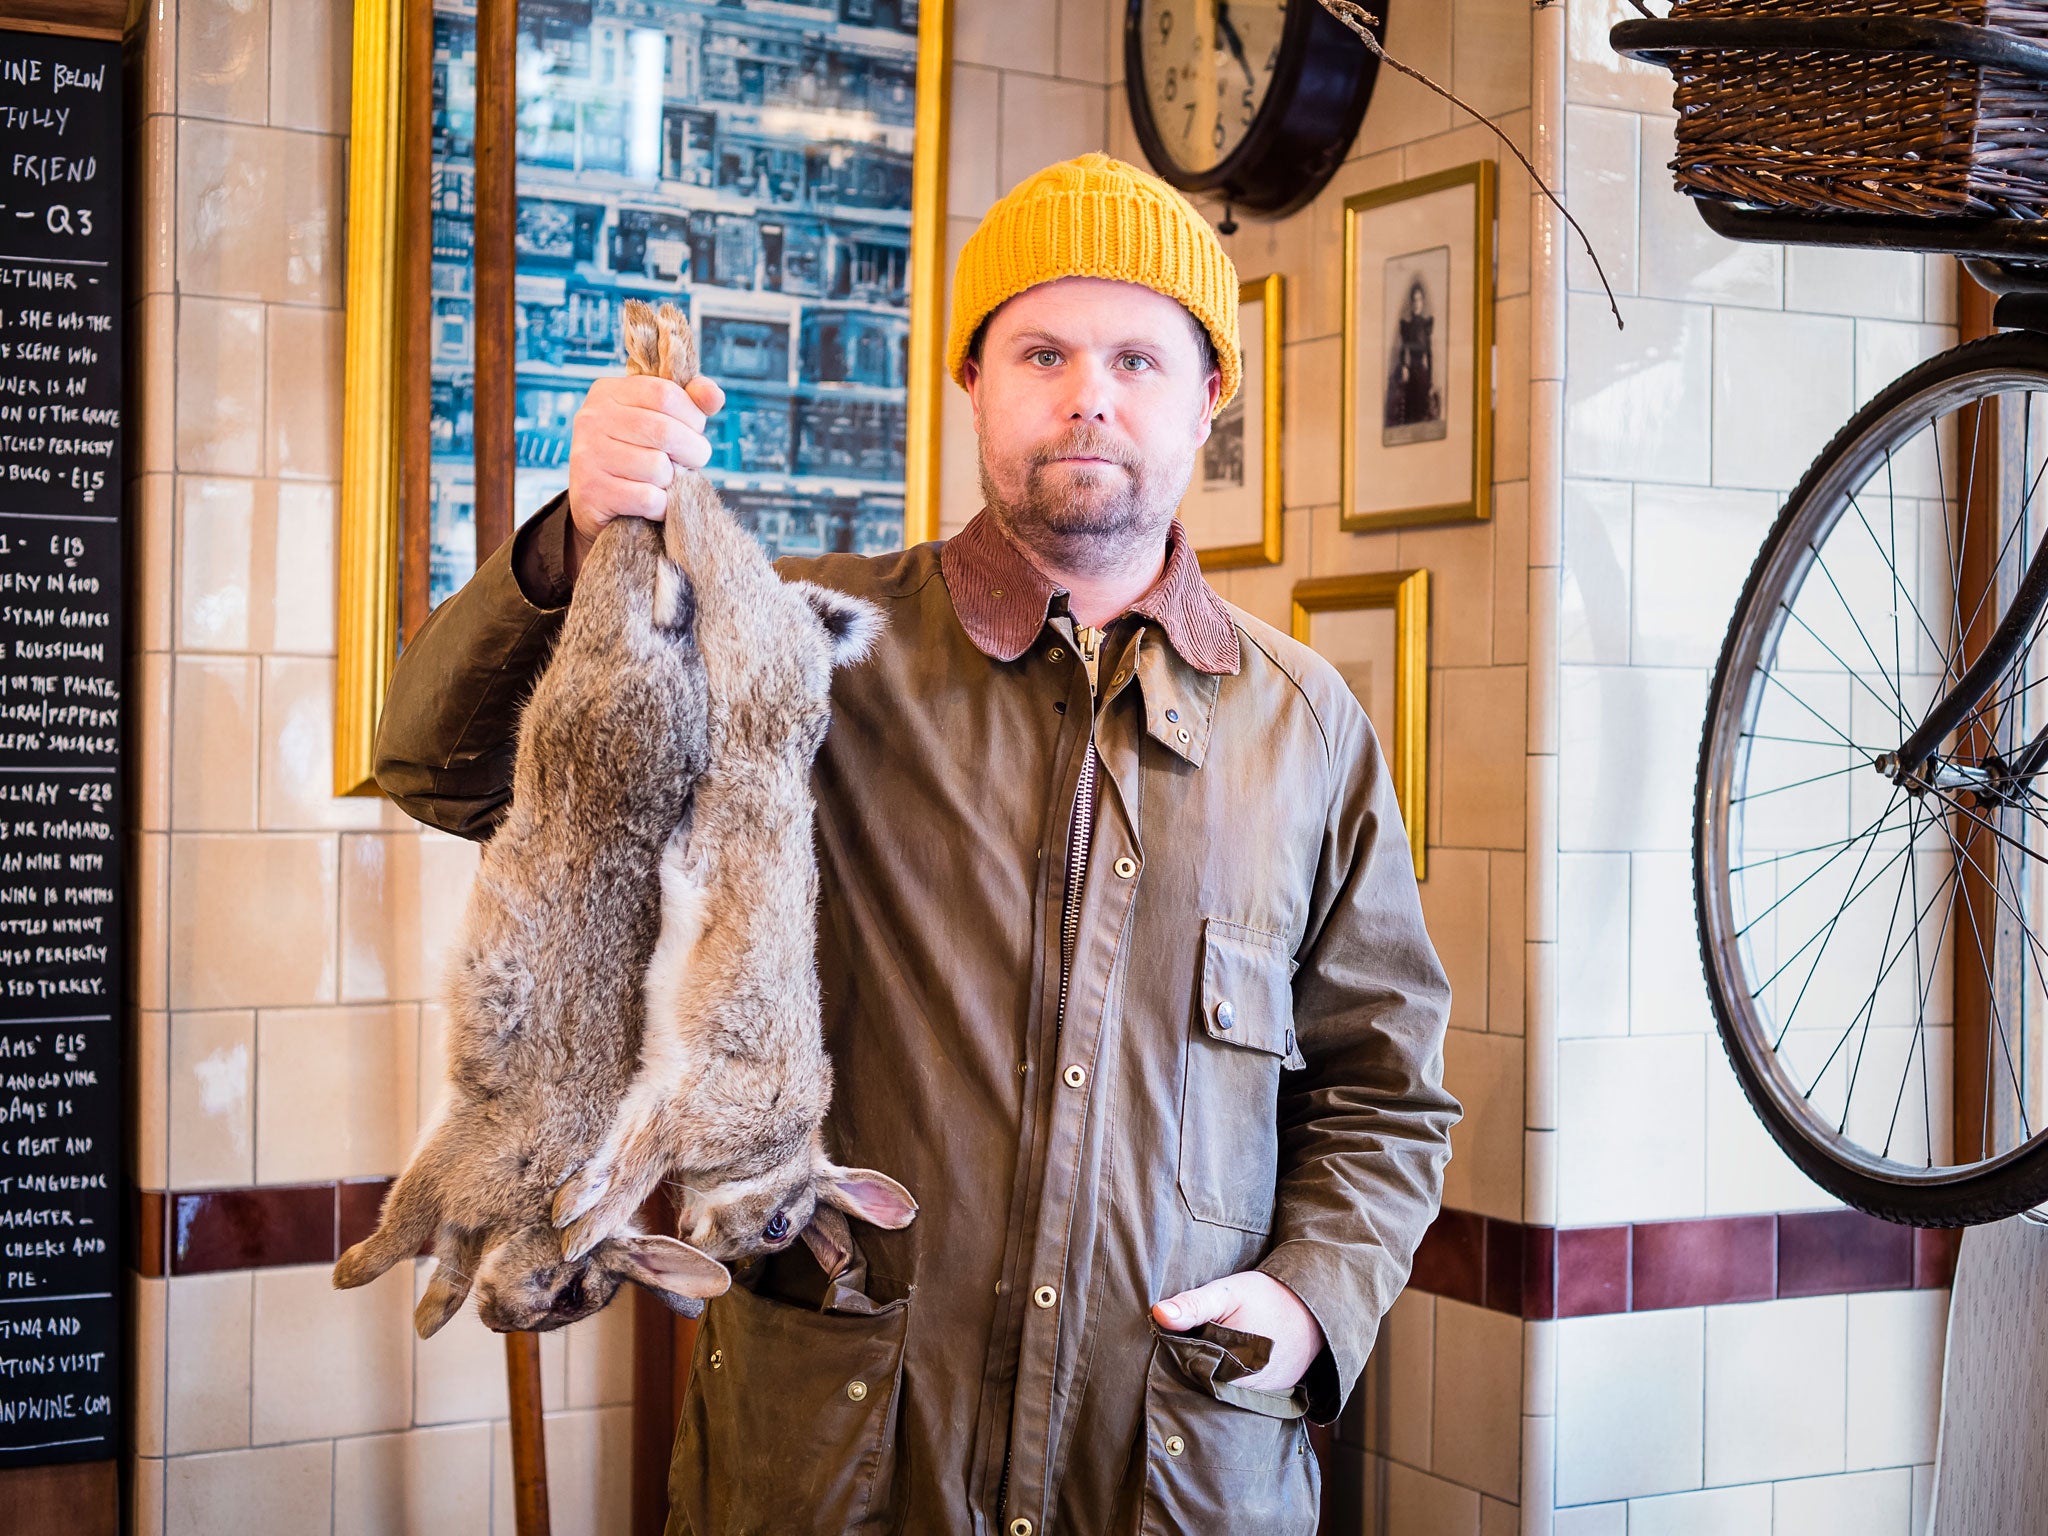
xmin=1255 ymin=698 xmax=1461 ymax=1423
xmin=372 ymin=495 xmax=577 ymax=840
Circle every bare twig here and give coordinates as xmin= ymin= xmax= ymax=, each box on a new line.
xmin=1320 ymin=0 xmax=1625 ymax=329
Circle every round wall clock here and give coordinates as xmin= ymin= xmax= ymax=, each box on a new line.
xmin=1123 ymin=0 xmax=1388 ymax=218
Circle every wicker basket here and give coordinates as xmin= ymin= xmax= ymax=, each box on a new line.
xmin=1668 ymin=0 xmax=2048 ymax=217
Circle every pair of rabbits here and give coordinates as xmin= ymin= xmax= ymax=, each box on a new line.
xmin=332 ymin=301 xmax=916 ymax=1338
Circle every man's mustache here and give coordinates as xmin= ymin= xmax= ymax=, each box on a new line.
xmin=1030 ymin=432 xmax=1136 ymax=471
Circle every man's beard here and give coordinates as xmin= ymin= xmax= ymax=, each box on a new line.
xmin=980 ymin=426 xmax=1188 ymax=575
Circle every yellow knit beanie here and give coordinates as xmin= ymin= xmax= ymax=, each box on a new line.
xmin=947 ymin=152 xmax=1241 ymax=409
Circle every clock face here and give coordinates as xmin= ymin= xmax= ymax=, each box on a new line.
xmin=1135 ymin=0 xmax=1290 ymax=176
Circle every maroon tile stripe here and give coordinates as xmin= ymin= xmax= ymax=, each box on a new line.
xmin=126 ymin=1184 xmax=1967 ymax=1315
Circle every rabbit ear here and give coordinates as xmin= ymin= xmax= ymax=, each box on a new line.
xmin=413 ymin=1240 xmax=479 ymax=1341
xmin=799 ymin=1204 xmax=854 ymax=1281
xmin=790 ymin=582 xmax=883 ymax=668
xmin=818 ymin=1163 xmax=918 ymax=1229
xmin=604 ymin=1233 xmax=731 ymax=1313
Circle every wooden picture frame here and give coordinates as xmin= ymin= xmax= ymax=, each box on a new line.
xmin=336 ymin=0 xmax=953 ymax=796
xmin=1291 ymin=569 xmax=1430 ymax=876
xmin=1340 ymin=160 xmax=1495 ymax=533
xmin=1187 ymin=272 xmax=1284 ymax=570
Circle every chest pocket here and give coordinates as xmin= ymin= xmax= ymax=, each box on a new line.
xmin=1177 ymin=919 xmax=1305 ymax=1234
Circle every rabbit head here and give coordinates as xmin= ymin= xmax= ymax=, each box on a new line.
xmin=415 ymin=1222 xmax=730 ymax=1338
xmin=677 ymin=1149 xmax=917 ymax=1268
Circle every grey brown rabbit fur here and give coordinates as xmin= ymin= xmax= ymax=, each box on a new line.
xmin=331 ymin=459 xmax=727 ymax=1337
xmin=552 ymin=299 xmax=918 ymax=1267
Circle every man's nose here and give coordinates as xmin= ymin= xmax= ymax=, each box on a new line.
xmin=1062 ymin=354 xmax=1114 ymax=420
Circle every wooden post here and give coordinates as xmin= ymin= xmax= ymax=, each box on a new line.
xmin=472 ymin=0 xmax=518 ymax=564
xmin=506 ymin=1331 xmax=552 ymax=1536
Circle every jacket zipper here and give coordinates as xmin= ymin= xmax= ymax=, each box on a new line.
xmin=998 ymin=624 xmax=1102 ymax=1533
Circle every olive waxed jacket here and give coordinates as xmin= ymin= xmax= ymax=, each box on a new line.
xmin=374 ymin=495 xmax=1459 ymax=1536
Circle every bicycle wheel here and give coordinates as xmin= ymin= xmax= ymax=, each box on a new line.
xmin=1698 ymin=330 xmax=2048 ymax=1226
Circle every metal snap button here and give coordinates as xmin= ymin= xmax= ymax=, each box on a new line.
xmin=1215 ymin=1000 xmax=1236 ymax=1030
xmin=709 ymin=1349 xmax=724 ymax=1370
xmin=1032 ymin=1284 xmax=1058 ymax=1309
xmin=1049 ymin=647 xmax=1065 ymax=661
xmin=1008 ymin=1520 xmax=1034 ymax=1536
xmin=1166 ymin=708 xmax=1180 ymax=722
xmin=847 ymin=1380 xmax=868 ymax=1402
xmin=992 ymin=588 xmax=1004 ymax=598
xmin=1176 ymin=727 xmax=1191 ymax=744
xmin=1063 ymin=1064 xmax=1087 ymax=1089
xmin=1165 ymin=1435 xmax=1185 ymax=1457
xmin=1114 ymin=856 xmax=1137 ymax=879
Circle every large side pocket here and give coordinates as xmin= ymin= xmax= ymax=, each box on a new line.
xmin=666 ymin=1280 xmax=910 ymax=1536
xmin=1139 ymin=1328 xmax=1320 ymax=1536
xmin=1177 ymin=919 xmax=1304 ymax=1234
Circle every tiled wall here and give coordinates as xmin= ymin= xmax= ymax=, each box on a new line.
xmin=1532 ymin=3 xmax=1957 ymax=1532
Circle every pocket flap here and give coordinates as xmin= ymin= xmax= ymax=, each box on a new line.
xmin=1200 ymin=921 xmax=1306 ymax=1069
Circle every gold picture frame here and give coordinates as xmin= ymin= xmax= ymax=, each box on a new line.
xmin=1190 ymin=272 xmax=1284 ymax=571
xmin=1341 ymin=160 xmax=1496 ymax=533
xmin=335 ymin=0 xmax=953 ymax=797
xmin=1291 ymin=570 xmax=1430 ymax=877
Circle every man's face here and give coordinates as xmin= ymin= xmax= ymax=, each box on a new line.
xmin=963 ymin=276 xmax=1222 ymax=572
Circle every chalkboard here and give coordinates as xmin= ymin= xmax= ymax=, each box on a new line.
xmin=0 ymin=27 xmax=123 ymax=1469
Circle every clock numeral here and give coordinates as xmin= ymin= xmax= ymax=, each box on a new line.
xmin=1183 ymin=101 xmax=1196 ymax=139
xmin=1163 ymin=69 xmax=1177 ymax=102
xmin=1212 ymin=114 xmax=1225 ymax=150
xmin=1159 ymin=9 xmax=1173 ymax=41
xmin=1241 ymin=86 xmax=1253 ymax=118
xmin=1265 ymin=46 xmax=1279 ymax=72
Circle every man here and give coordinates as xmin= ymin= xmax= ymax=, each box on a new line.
xmin=376 ymin=152 xmax=1458 ymax=1535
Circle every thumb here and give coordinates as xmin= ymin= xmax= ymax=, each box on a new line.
xmin=1152 ymin=1277 xmax=1234 ymax=1332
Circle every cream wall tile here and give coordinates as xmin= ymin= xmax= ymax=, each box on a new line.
xmin=1056 ymin=0 xmax=1111 ymax=85
xmin=1432 ymin=1297 xmax=1522 ymax=1502
xmin=1786 ymin=247 xmax=1924 ymax=323
xmin=954 ymin=0 xmax=1058 ymax=74
xmin=135 ymin=1455 xmax=166 ymax=1536
xmin=167 ymin=834 xmax=339 ymax=1009
xmin=998 ymin=75 xmax=1107 ymax=196
xmin=1565 ymin=106 xmax=1638 ymax=297
xmin=1374 ymin=1461 xmax=1482 ymax=1536
xmin=949 ymin=65 xmax=1002 ymax=224
xmin=1554 ymin=1505 xmax=1627 ymax=1536
xmin=417 ymin=1002 xmax=453 ymax=1129
xmin=178 ymin=0 xmax=269 ymax=124
xmin=167 ymin=1010 xmax=253 ymax=1188
xmin=1224 ymin=507 xmax=1308 ymax=630
xmin=136 ymin=473 xmax=176 ymax=652
xmin=414 ymin=1264 xmax=568 ymax=1425
xmin=1704 ymin=1295 xmax=1847 ymax=1485
xmin=1560 ymin=479 xmax=1631 ymax=665
xmin=1557 ymin=851 xmax=1627 ymax=1037
xmin=1628 ymin=1484 xmax=1772 ymax=1536
xmin=256 ymin=1005 xmax=418 ymax=1183
xmin=1637 ymin=118 xmax=1782 ymax=309
xmin=1452 ymin=0 xmax=1533 ymax=118
xmin=489 ymin=1407 xmax=632 ymax=1536
xmin=133 ymin=1273 xmax=167 ymax=1456
xmin=1495 ymin=293 xmax=1533 ymax=484
xmin=1480 ymin=1496 xmax=1517 ymax=1536
xmin=1703 ymin=1044 xmax=1837 ymax=1215
xmin=268 ymin=0 xmax=354 ymax=135
xmin=1295 ymin=151 xmax=1403 ymax=348
xmin=1566 ymin=0 xmax=1674 ymax=113
xmin=177 ymin=476 xmax=276 ymax=652
xmin=335 ymin=1423 xmax=493 ymax=1536
xmin=1712 ymin=307 xmax=1855 ymax=492
xmin=1284 ymin=336 xmax=1342 ymax=510
xmin=136 ymin=834 xmax=171 ymax=1013
xmin=340 ymin=831 xmax=481 ymax=1003
xmin=1555 ymin=1308 xmax=1704 ymax=1504
xmin=1629 ymin=484 xmax=1774 ymax=669
xmin=1854 ymin=320 xmax=1958 ymax=411
xmin=137 ymin=0 xmax=177 ymax=119
xmin=136 ymin=650 xmax=172 ymax=830
xmin=1771 ymin=1468 xmax=1911 ymax=1536
xmin=178 ymin=121 xmax=344 ymax=305
xmin=1911 ymin=1464 xmax=1933 ymax=1536
xmin=175 ymin=298 xmax=266 ymax=475
xmin=136 ymin=115 xmax=177 ymax=298
xmin=252 ymin=1262 xmax=412 ymax=1441
xmin=133 ymin=1009 xmax=170 ymax=1184
xmin=1418 ymin=848 xmax=1487 ymax=1029
xmin=1440 ymin=666 xmax=1527 ymax=850
xmin=1629 ymin=851 xmax=1712 ymax=1035
xmin=1307 ymin=503 xmax=1400 ymax=579
xmin=1492 ymin=481 xmax=1531 ymax=665
xmin=1844 ymin=1289 xmax=1945 ymax=1470
xmin=1356 ymin=0 xmax=1453 ymax=156
xmin=1564 ymin=293 xmax=1711 ymax=485
xmin=565 ymin=1291 xmax=636 ymax=1408
xmin=165 ymin=1441 xmax=331 ymax=1536
xmin=1359 ymin=1288 xmax=1433 ymax=1469
xmin=260 ymin=658 xmax=383 ymax=830
xmin=170 ymin=656 xmax=260 ymax=830
xmin=1557 ymin=665 xmax=1707 ymax=852
xmin=1488 ymin=850 xmax=1525 ymax=1035
xmin=136 ymin=293 xmax=177 ymax=476
xmin=1925 ymin=258 xmax=1960 ymax=326
xmin=1398 ymin=522 xmax=1495 ymax=670
xmin=1441 ymin=1029 xmax=1524 ymax=1222
xmin=164 ymin=1271 xmax=252 ymax=1455
xmin=266 ymin=304 xmax=343 ymax=477
xmin=1557 ymin=1034 xmax=1704 ymax=1224
xmin=272 ymin=480 xmax=339 ymax=653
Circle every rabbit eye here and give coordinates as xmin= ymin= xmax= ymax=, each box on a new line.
xmin=764 ymin=1211 xmax=790 ymax=1243
xmin=553 ymin=1273 xmax=586 ymax=1313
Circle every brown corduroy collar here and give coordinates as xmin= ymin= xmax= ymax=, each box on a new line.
xmin=938 ymin=508 xmax=1241 ymax=676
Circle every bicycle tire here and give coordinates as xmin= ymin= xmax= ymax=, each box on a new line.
xmin=1697 ymin=328 xmax=2048 ymax=1228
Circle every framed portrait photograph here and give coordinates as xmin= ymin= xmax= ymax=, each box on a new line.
xmin=1291 ymin=570 xmax=1430 ymax=876
xmin=1341 ymin=160 xmax=1496 ymax=532
xmin=1183 ymin=273 xmax=1283 ymax=569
